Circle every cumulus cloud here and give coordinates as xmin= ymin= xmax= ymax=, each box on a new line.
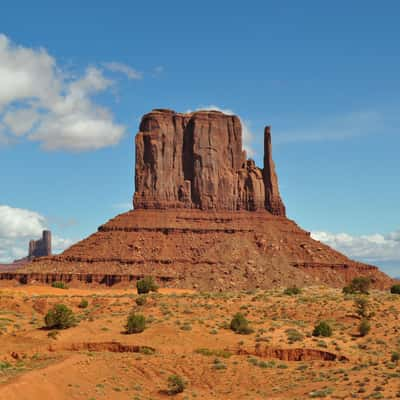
xmin=0 ymin=34 xmax=127 ymax=151
xmin=103 ymin=62 xmax=142 ymax=80
xmin=4 ymin=108 xmax=39 ymax=136
xmin=0 ymin=205 xmax=72 ymax=263
xmin=192 ymin=105 xmax=255 ymax=157
xmin=311 ymin=230 xmax=400 ymax=264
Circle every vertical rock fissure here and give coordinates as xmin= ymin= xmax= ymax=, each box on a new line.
xmin=133 ymin=109 xmax=285 ymax=215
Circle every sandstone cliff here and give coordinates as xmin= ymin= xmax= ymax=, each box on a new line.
xmin=134 ymin=109 xmax=285 ymax=214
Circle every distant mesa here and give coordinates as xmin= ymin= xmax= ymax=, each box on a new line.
xmin=28 ymin=230 xmax=52 ymax=260
xmin=3 ymin=109 xmax=393 ymax=290
xmin=0 ymin=230 xmax=52 ymax=272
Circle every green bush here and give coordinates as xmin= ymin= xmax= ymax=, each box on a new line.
xmin=51 ymin=281 xmax=68 ymax=289
xmin=354 ymin=297 xmax=370 ymax=318
xmin=167 ymin=374 xmax=186 ymax=394
xmin=136 ymin=276 xmax=158 ymax=294
xmin=125 ymin=313 xmax=146 ymax=334
xmin=283 ymin=286 xmax=302 ymax=296
xmin=312 ymin=321 xmax=333 ymax=337
xmin=358 ymin=319 xmax=371 ymax=337
xmin=343 ymin=277 xmax=371 ymax=295
xmin=391 ymin=352 xmax=400 ymax=363
xmin=230 ymin=313 xmax=253 ymax=335
xmin=78 ymin=299 xmax=89 ymax=309
xmin=135 ymin=296 xmax=147 ymax=306
xmin=390 ymin=284 xmax=400 ymax=294
xmin=44 ymin=304 xmax=76 ymax=330
xmin=285 ymin=328 xmax=304 ymax=343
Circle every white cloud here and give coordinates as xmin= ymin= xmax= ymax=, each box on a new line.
xmin=311 ymin=230 xmax=400 ymax=264
xmin=0 ymin=34 xmax=127 ymax=151
xmin=0 ymin=205 xmax=72 ymax=262
xmin=276 ymin=111 xmax=382 ymax=144
xmin=192 ymin=105 xmax=255 ymax=157
xmin=103 ymin=62 xmax=142 ymax=80
xmin=0 ymin=205 xmax=46 ymax=239
xmin=4 ymin=108 xmax=39 ymax=136
xmin=52 ymin=235 xmax=74 ymax=254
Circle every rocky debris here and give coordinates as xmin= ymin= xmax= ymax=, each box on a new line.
xmin=134 ymin=109 xmax=285 ymax=214
xmin=49 ymin=342 xmax=155 ymax=354
xmin=236 ymin=345 xmax=349 ymax=362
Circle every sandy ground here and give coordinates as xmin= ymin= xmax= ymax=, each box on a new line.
xmin=1 ymin=284 xmax=400 ymax=399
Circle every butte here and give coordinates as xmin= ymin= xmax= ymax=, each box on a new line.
xmin=9 ymin=109 xmax=392 ymax=290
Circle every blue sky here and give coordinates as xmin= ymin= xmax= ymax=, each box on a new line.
xmin=0 ymin=1 xmax=399 ymax=276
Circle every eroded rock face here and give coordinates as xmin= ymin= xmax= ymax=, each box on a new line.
xmin=134 ymin=109 xmax=286 ymax=215
xmin=28 ymin=230 xmax=51 ymax=259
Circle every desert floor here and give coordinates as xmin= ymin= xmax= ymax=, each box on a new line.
xmin=0 ymin=283 xmax=399 ymax=399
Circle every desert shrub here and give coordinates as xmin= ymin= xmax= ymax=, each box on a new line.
xmin=391 ymin=352 xmax=400 ymax=363
xmin=0 ymin=361 xmax=12 ymax=370
xmin=195 ymin=348 xmax=232 ymax=358
xmin=358 ymin=319 xmax=371 ymax=337
xmin=283 ymin=286 xmax=302 ymax=296
xmin=312 ymin=321 xmax=333 ymax=337
xmin=135 ymin=296 xmax=147 ymax=306
xmin=136 ymin=276 xmax=158 ymax=294
xmin=390 ymin=284 xmax=400 ymax=294
xmin=44 ymin=304 xmax=76 ymax=330
xmin=285 ymin=328 xmax=304 ymax=343
xmin=230 ymin=313 xmax=253 ymax=335
xmin=125 ymin=313 xmax=146 ymax=334
xmin=78 ymin=299 xmax=89 ymax=309
xmin=51 ymin=281 xmax=68 ymax=289
xmin=47 ymin=330 xmax=59 ymax=339
xmin=343 ymin=277 xmax=371 ymax=295
xmin=167 ymin=374 xmax=186 ymax=394
xmin=354 ymin=297 xmax=370 ymax=318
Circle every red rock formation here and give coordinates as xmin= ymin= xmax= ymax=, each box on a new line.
xmin=134 ymin=109 xmax=285 ymax=214
xmin=264 ymin=127 xmax=286 ymax=216
xmin=16 ymin=109 xmax=392 ymax=291
xmin=28 ymin=230 xmax=52 ymax=259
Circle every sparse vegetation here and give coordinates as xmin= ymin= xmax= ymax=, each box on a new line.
xmin=195 ymin=348 xmax=232 ymax=358
xmin=125 ymin=313 xmax=146 ymax=334
xmin=284 ymin=286 xmax=302 ymax=296
xmin=342 ymin=277 xmax=371 ymax=295
xmin=44 ymin=304 xmax=76 ymax=330
xmin=167 ymin=374 xmax=186 ymax=394
xmin=230 ymin=313 xmax=253 ymax=334
xmin=78 ymin=299 xmax=89 ymax=308
xmin=285 ymin=328 xmax=304 ymax=343
xmin=136 ymin=276 xmax=158 ymax=294
xmin=354 ymin=297 xmax=370 ymax=318
xmin=51 ymin=281 xmax=68 ymax=289
xmin=358 ymin=319 xmax=371 ymax=337
xmin=390 ymin=284 xmax=400 ymax=294
xmin=312 ymin=321 xmax=332 ymax=337
xmin=391 ymin=352 xmax=400 ymax=363
xmin=2 ymin=285 xmax=400 ymax=399
xmin=135 ymin=296 xmax=147 ymax=306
